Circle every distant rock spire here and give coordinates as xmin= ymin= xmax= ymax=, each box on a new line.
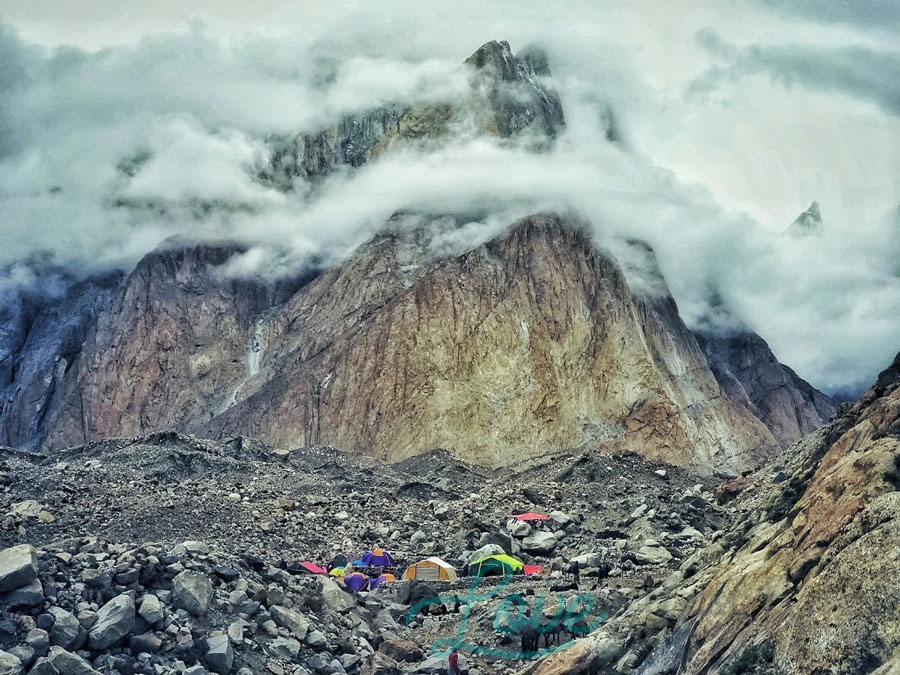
xmin=786 ymin=200 xmax=823 ymax=237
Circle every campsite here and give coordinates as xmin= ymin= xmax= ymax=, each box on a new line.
xmin=0 ymin=438 xmax=723 ymax=674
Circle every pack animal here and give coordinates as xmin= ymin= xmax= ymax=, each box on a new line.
xmin=520 ymin=625 xmax=539 ymax=654
xmin=541 ymin=620 xmax=570 ymax=647
xmin=548 ymin=581 xmax=579 ymax=593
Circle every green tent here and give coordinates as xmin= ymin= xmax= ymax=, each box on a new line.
xmin=467 ymin=554 xmax=524 ymax=577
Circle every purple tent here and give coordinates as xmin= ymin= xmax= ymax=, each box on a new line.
xmin=344 ymin=572 xmax=369 ymax=592
xmin=361 ymin=549 xmax=395 ymax=566
xmin=370 ymin=573 xmax=396 ymax=590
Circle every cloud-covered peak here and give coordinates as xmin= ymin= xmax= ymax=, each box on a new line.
xmin=2 ymin=9 xmax=900 ymax=397
xmin=786 ymin=200 xmax=823 ymax=237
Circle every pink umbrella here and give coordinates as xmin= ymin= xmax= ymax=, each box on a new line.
xmin=510 ymin=512 xmax=549 ymax=521
xmin=298 ymin=561 xmax=327 ymax=575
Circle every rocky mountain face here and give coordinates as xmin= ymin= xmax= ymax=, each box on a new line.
xmin=3 ymin=210 xmax=826 ymax=474
xmin=695 ymin=329 xmax=837 ymax=448
xmin=2 ymin=212 xmax=833 ymax=474
xmin=0 ymin=273 xmax=124 ymax=450
xmin=261 ymin=40 xmax=565 ymax=188
xmin=205 ymin=213 xmax=782 ymax=471
xmin=523 ymin=350 xmax=900 ymax=675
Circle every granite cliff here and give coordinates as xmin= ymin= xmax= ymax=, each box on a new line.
xmin=3 ymin=212 xmax=827 ymax=474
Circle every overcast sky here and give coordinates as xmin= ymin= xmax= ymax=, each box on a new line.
xmin=1 ymin=0 xmax=899 ymax=394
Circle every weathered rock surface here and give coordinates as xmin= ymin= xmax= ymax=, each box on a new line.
xmin=696 ymin=327 xmax=835 ymax=447
xmin=0 ymin=271 xmax=123 ymax=451
xmin=0 ymin=545 xmax=37 ymax=592
xmin=205 ymin=214 xmax=782 ymax=472
xmin=88 ymin=594 xmax=135 ymax=650
xmin=172 ymin=571 xmax=213 ymax=616
xmin=205 ymin=634 xmax=233 ymax=674
xmin=680 ymin=350 xmax=900 ymax=674
xmin=47 ymin=607 xmax=85 ymax=651
xmin=46 ymin=646 xmax=98 ymax=675
xmin=0 ymin=651 xmax=23 ymax=675
xmin=521 ymin=349 xmax=900 ymax=675
xmin=138 ymin=593 xmax=164 ymax=626
xmin=520 ymin=531 xmax=557 ymax=555
xmin=269 ymin=605 xmax=309 ymax=640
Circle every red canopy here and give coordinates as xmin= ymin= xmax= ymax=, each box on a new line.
xmin=511 ymin=512 xmax=549 ymax=521
xmin=523 ymin=565 xmax=543 ymax=576
xmin=299 ymin=561 xmax=327 ymax=574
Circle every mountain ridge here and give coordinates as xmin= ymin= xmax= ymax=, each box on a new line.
xmin=1 ymin=212 xmax=830 ymax=475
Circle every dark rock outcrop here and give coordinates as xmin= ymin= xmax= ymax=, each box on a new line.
xmin=0 ymin=271 xmax=124 ymax=450
xmin=695 ymin=329 xmax=836 ymax=447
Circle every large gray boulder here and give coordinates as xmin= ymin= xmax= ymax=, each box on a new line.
xmin=48 ymin=608 xmax=86 ymax=651
xmin=88 ymin=594 xmax=135 ymax=650
xmin=267 ymin=637 xmax=300 ymax=660
xmin=47 ymin=646 xmax=99 ymax=675
xmin=305 ymin=630 xmax=327 ymax=650
xmin=269 ymin=606 xmax=309 ymax=640
xmin=463 ymin=544 xmax=505 ymax=566
xmin=0 ymin=651 xmax=23 ymax=675
xmin=137 ymin=594 xmax=164 ymax=626
xmin=4 ymin=578 xmax=43 ymax=609
xmin=318 ymin=577 xmax=354 ymax=614
xmin=172 ymin=571 xmax=213 ymax=616
xmin=521 ymin=530 xmax=558 ymax=554
xmin=571 ymin=552 xmax=603 ymax=567
xmin=23 ymin=658 xmax=56 ymax=675
xmin=635 ymin=543 xmax=673 ymax=566
xmin=413 ymin=655 xmax=448 ymax=674
xmin=25 ymin=630 xmax=49 ymax=657
xmin=507 ymin=520 xmax=532 ymax=538
xmin=0 ymin=545 xmax=38 ymax=592
xmin=550 ymin=511 xmax=573 ymax=526
xmin=205 ymin=635 xmax=233 ymax=674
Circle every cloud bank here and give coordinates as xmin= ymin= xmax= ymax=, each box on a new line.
xmin=692 ymin=30 xmax=900 ymax=117
xmin=2 ymin=3 xmax=899 ymax=395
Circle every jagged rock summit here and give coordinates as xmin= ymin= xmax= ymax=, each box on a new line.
xmin=262 ymin=39 xmax=565 ymax=187
xmin=785 ymin=200 xmax=823 ymax=236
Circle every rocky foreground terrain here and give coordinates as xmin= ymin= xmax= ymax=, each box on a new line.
xmin=2 ymin=349 xmax=895 ymax=675
xmin=0 ymin=429 xmax=731 ymax=675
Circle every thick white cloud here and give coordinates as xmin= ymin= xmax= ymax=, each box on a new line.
xmin=1 ymin=1 xmax=899 ymax=394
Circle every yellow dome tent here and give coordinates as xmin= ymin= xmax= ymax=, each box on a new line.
xmin=402 ymin=556 xmax=458 ymax=582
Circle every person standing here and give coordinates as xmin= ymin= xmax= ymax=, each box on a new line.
xmin=448 ymin=647 xmax=459 ymax=675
